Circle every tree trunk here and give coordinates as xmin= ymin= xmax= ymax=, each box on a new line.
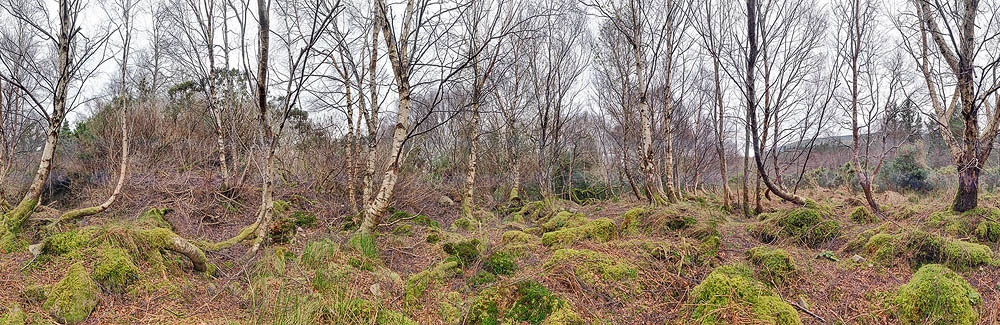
xmin=462 ymin=102 xmax=480 ymax=217
xmin=713 ymin=59 xmax=730 ymax=209
xmin=250 ymin=0 xmax=272 ymax=253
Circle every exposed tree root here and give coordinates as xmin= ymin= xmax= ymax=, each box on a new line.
xmin=195 ymin=222 xmax=259 ymax=252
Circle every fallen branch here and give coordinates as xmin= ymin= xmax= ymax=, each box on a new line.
xmin=786 ymin=298 xmax=825 ymax=323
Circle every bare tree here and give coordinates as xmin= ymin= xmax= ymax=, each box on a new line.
xmin=690 ymin=0 xmax=734 ymax=209
xmin=0 ymin=0 xmax=113 ymax=248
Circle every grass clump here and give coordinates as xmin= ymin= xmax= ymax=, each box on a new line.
xmin=540 ymin=218 xmax=616 ymax=247
xmin=43 ymin=263 xmax=99 ymax=325
xmin=747 ymin=207 xmax=840 ymax=248
xmin=468 ymin=280 xmax=578 ymax=324
xmin=347 ymin=232 xmax=379 ymax=270
xmin=300 ymin=239 xmax=339 ymax=269
xmin=442 ymin=238 xmax=481 ymax=266
xmin=746 ymin=246 xmax=795 ymax=284
xmin=850 ymin=206 xmax=878 ymax=224
xmin=894 ymin=264 xmax=980 ymax=325
xmin=92 ymin=248 xmax=139 ymax=293
xmin=689 ymin=264 xmax=801 ymax=324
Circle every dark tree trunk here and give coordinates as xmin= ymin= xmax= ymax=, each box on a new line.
xmin=954 ymin=163 xmax=979 ymax=212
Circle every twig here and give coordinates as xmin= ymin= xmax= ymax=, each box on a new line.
xmin=786 ymin=298 xmax=825 ymax=323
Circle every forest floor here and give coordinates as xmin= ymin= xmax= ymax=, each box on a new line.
xmin=1 ymin=187 xmax=999 ymax=324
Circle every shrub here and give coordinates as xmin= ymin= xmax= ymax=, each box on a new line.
xmin=894 ymin=264 xmax=980 ymax=324
xmin=879 ymin=143 xmax=932 ymax=192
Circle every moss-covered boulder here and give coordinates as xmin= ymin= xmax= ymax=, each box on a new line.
xmin=92 ymin=248 xmax=139 ymax=293
xmin=689 ymin=264 xmax=800 ymax=324
xmin=543 ymin=248 xmax=638 ymax=294
xmin=850 ymin=206 xmax=878 ymax=224
xmin=860 ymin=230 xmax=992 ymax=270
xmin=540 ymin=211 xmax=588 ymax=232
xmin=43 ymin=263 xmax=99 ymax=325
xmin=404 ymin=261 xmax=459 ymax=308
xmin=747 ymin=207 xmax=840 ymax=248
xmin=442 ymin=238 xmax=482 ymax=266
xmin=540 ymin=218 xmax=616 ymax=247
xmin=468 ymin=280 xmax=579 ymax=324
xmin=894 ymin=264 xmax=980 ymax=325
xmin=746 ymin=246 xmax=795 ymax=283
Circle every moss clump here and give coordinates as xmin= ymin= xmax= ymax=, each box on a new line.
xmin=862 ymin=230 xmax=993 ymax=270
xmin=0 ymin=304 xmax=26 ymax=325
xmin=43 ymin=229 xmax=94 ymax=257
xmin=512 ymin=200 xmax=554 ymax=223
xmin=974 ymin=221 xmax=1000 ymax=243
xmin=425 ymin=231 xmax=441 ymax=244
xmin=404 ymin=261 xmax=459 ymax=308
xmin=291 ymin=211 xmax=318 ymax=228
xmin=468 ymin=271 xmax=497 ymax=286
xmin=619 ymin=206 xmax=698 ymax=236
xmin=894 ymin=264 xmax=980 ymax=325
xmin=540 ymin=211 xmax=588 ymax=232
xmin=689 ymin=264 xmax=801 ymax=324
xmin=746 ymin=246 xmax=795 ymax=283
xmin=502 ymin=230 xmax=536 ymax=245
xmin=747 ymin=207 xmax=840 ymax=248
xmin=540 ymin=218 xmax=616 ymax=247
xmin=619 ymin=207 xmax=649 ymax=234
xmin=442 ymin=238 xmax=481 ymax=266
xmin=451 ymin=217 xmax=478 ymax=231
xmin=484 ymin=251 xmax=518 ymax=276
xmin=92 ymin=248 xmax=139 ymax=293
xmin=850 ymin=206 xmax=878 ymax=224
xmin=43 ymin=263 xmax=99 ymax=325
xmin=544 ymin=249 xmax=637 ymax=285
xmin=468 ymin=280 xmax=575 ymax=324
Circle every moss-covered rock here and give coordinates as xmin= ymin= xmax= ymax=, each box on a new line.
xmin=894 ymin=264 xmax=980 ymax=325
xmin=451 ymin=217 xmax=479 ymax=231
xmin=689 ymin=264 xmax=800 ymax=324
xmin=540 ymin=218 xmax=616 ymax=247
xmin=404 ymin=261 xmax=459 ymax=308
xmin=43 ymin=263 xmax=99 ymax=325
xmin=540 ymin=211 xmax=588 ymax=232
xmin=544 ymin=249 xmax=637 ymax=285
xmin=468 ymin=280 xmax=576 ymax=324
xmin=861 ymin=230 xmax=993 ymax=270
xmin=619 ymin=206 xmax=698 ymax=236
xmin=442 ymin=238 xmax=481 ymax=266
xmin=747 ymin=207 xmax=840 ymax=248
xmin=484 ymin=251 xmax=517 ymax=276
xmin=92 ymin=248 xmax=139 ymax=293
xmin=850 ymin=206 xmax=878 ymax=224
xmin=974 ymin=221 xmax=1000 ymax=243
xmin=746 ymin=246 xmax=795 ymax=283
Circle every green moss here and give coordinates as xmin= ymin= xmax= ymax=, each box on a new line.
xmin=746 ymin=246 xmax=795 ymax=283
xmin=425 ymin=231 xmax=441 ymax=244
xmin=135 ymin=208 xmax=172 ymax=228
xmin=484 ymin=251 xmax=518 ymax=276
xmin=468 ymin=271 xmax=497 ymax=286
xmin=862 ymin=230 xmax=993 ymax=270
xmin=468 ymin=280 xmax=573 ymax=325
xmin=619 ymin=207 xmax=649 ymax=235
xmin=850 ymin=206 xmax=878 ymax=224
xmin=747 ymin=208 xmax=840 ymax=248
xmin=392 ymin=224 xmax=413 ymax=236
xmin=20 ymin=285 xmax=46 ymax=303
xmin=404 ymin=261 xmax=459 ymax=308
xmin=512 ymin=200 xmax=553 ymax=223
xmin=375 ymin=309 xmax=418 ymax=325
xmin=92 ymin=248 xmax=139 ymax=293
xmin=689 ymin=264 xmax=801 ymax=324
xmin=439 ymin=291 xmax=464 ymax=324
xmin=975 ymin=221 xmax=1000 ymax=242
xmin=502 ymin=230 xmax=536 ymax=245
xmin=291 ymin=211 xmax=317 ymax=228
xmin=540 ymin=218 xmax=616 ymax=247
xmin=540 ymin=304 xmax=584 ymax=325
xmin=0 ymin=304 xmax=25 ymax=325
xmin=452 ymin=217 xmax=478 ymax=231
xmin=540 ymin=211 xmax=588 ymax=232
xmin=442 ymin=239 xmax=481 ymax=266
xmin=544 ymin=249 xmax=637 ymax=285
xmin=43 ymin=229 xmax=94 ymax=257
xmin=894 ymin=264 xmax=980 ymax=325
xmin=43 ymin=263 xmax=99 ymax=325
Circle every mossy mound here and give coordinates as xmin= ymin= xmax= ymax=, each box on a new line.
xmin=850 ymin=206 xmax=878 ymax=224
xmin=0 ymin=304 xmax=26 ymax=325
xmin=894 ymin=264 xmax=980 ymax=325
xmin=858 ymin=230 xmax=992 ymax=270
xmin=540 ymin=218 xmax=616 ymax=247
xmin=926 ymin=208 xmax=1000 ymax=241
xmin=747 ymin=207 xmax=840 ymax=248
xmin=512 ymin=200 xmax=558 ymax=223
xmin=484 ymin=251 xmax=518 ymax=276
xmin=404 ymin=261 xmax=460 ymax=308
xmin=43 ymin=263 xmax=99 ymax=325
xmin=619 ymin=205 xmax=698 ymax=236
xmin=624 ymin=236 xmax=720 ymax=268
xmin=442 ymin=238 xmax=482 ymax=266
xmin=544 ymin=248 xmax=637 ymax=296
xmin=746 ymin=246 xmax=795 ymax=284
xmin=468 ymin=280 xmax=581 ymax=324
xmin=540 ymin=211 xmax=588 ymax=232
xmin=92 ymin=248 xmax=139 ymax=293
xmin=689 ymin=264 xmax=801 ymax=324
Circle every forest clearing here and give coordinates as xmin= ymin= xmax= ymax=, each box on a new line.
xmin=2 ymin=0 xmax=1000 ymax=323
